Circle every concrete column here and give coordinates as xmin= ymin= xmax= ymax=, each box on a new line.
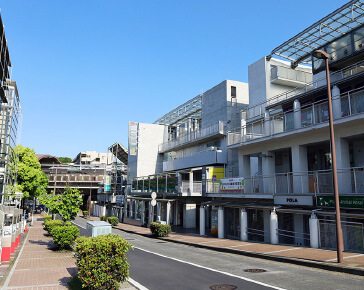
xmin=335 ymin=137 xmax=352 ymax=194
xmin=166 ymin=201 xmax=171 ymax=225
xmin=332 ymin=85 xmax=341 ymax=119
xmin=189 ymin=171 xmax=194 ymax=195
xmin=294 ymin=99 xmax=301 ymax=129
xmin=262 ymin=151 xmax=275 ymax=194
xmin=149 ymin=202 xmax=154 ymax=224
xmin=141 ymin=201 xmax=145 ymax=225
xmin=291 ymin=145 xmax=308 ymax=194
xmin=174 ymin=202 xmax=179 ymax=225
xmin=129 ymin=200 xmax=132 ymax=218
xmin=309 ymin=213 xmax=319 ymax=248
xmin=218 ymin=206 xmax=224 ymax=239
xmin=200 ymin=206 xmax=205 ymax=236
xmin=124 ymin=201 xmax=128 ymax=220
xmin=238 ymin=152 xmax=251 ymax=193
xmin=156 ymin=202 xmax=161 ymax=222
xmin=270 ymin=209 xmax=279 ymax=245
xmin=134 ymin=200 xmax=138 ymax=219
xmin=240 ymin=208 xmax=248 ymax=241
xmin=264 ymin=111 xmax=270 ymax=136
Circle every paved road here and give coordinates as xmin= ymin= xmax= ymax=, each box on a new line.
xmin=73 ymin=217 xmax=364 ymax=290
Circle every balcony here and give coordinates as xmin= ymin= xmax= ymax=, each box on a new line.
xmin=228 ymin=87 xmax=364 ymax=147
xmin=205 ymin=167 xmax=364 ymax=196
xmin=163 ymin=148 xmax=227 ymax=172
xmin=180 ymin=180 xmax=202 ymax=196
xmin=159 ymin=121 xmax=225 ymax=153
xmin=271 ymin=66 xmax=312 ymax=87
xmin=244 ymin=60 xmax=364 ymax=121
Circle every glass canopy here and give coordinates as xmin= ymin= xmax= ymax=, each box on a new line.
xmin=268 ymin=0 xmax=364 ymax=66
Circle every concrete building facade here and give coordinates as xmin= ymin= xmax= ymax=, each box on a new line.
xmin=124 ymin=1 xmax=364 ymax=253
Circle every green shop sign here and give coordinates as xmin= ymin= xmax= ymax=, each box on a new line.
xmin=317 ymin=196 xmax=364 ymax=209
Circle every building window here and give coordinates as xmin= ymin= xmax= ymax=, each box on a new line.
xmin=231 ymin=86 xmax=236 ymax=97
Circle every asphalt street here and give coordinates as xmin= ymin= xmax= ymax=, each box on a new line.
xmin=72 ymin=217 xmax=364 ymax=290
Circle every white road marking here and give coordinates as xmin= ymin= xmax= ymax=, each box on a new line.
xmin=134 ymin=246 xmax=286 ymax=290
xmin=128 ymin=277 xmax=149 ymax=290
xmin=264 ymin=248 xmax=301 ymax=254
xmin=325 ymin=253 xmax=364 ymax=262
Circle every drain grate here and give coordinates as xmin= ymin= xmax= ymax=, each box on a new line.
xmin=244 ymin=268 xmax=267 ymax=273
xmin=209 ymin=285 xmax=237 ymax=290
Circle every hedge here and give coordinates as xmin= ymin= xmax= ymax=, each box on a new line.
xmin=150 ymin=222 xmax=171 ymax=237
xmin=45 ymin=220 xmax=71 ymax=236
xmin=43 ymin=215 xmax=52 ymax=223
xmin=100 ymin=215 xmax=107 ymax=221
xmin=107 ymin=217 xmax=119 ymax=226
xmin=83 ymin=211 xmax=89 ymax=217
xmin=74 ymin=234 xmax=132 ymax=289
xmin=51 ymin=225 xmax=79 ymax=250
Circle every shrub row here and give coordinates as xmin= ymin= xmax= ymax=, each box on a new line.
xmin=52 ymin=225 xmax=79 ymax=250
xmin=107 ymin=217 xmax=119 ymax=226
xmin=100 ymin=215 xmax=107 ymax=221
xmin=74 ymin=234 xmax=132 ymax=289
xmin=44 ymin=220 xmax=63 ymax=234
xmin=83 ymin=211 xmax=89 ymax=217
xmin=150 ymin=222 xmax=171 ymax=237
xmin=43 ymin=215 xmax=52 ymax=223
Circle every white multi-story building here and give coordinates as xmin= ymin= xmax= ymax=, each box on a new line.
xmin=125 ymin=1 xmax=364 ymax=253
xmin=126 ymin=80 xmax=249 ymax=228
xmin=226 ymin=1 xmax=364 ymax=251
xmin=73 ymin=151 xmax=113 ymax=165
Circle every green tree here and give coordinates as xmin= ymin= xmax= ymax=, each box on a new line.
xmin=58 ymin=157 xmax=72 ymax=163
xmin=40 ymin=186 xmax=82 ymax=225
xmin=16 ymin=145 xmax=48 ymax=199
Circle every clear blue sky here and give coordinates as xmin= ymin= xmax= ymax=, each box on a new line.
xmin=1 ymin=0 xmax=349 ymax=159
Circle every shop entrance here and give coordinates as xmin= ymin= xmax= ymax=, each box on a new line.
xmin=226 ymin=207 xmax=240 ymax=240
xmin=247 ymin=209 xmax=264 ymax=242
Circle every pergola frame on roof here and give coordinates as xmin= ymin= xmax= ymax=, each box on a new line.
xmin=154 ymin=94 xmax=202 ymax=126
xmin=267 ymin=0 xmax=364 ymax=68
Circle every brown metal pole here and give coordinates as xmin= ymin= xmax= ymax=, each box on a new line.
xmin=325 ymin=57 xmax=344 ymax=263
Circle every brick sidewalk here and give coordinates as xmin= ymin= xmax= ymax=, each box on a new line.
xmin=87 ymin=216 xmax=364 ymax=275
xmin=3 ymin=215 xmax=136 ymax=290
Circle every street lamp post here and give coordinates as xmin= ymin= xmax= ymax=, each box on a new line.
xmin=313 ymin=50 xmax=344 ymax=263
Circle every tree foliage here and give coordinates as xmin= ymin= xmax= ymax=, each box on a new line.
xmin=58 ymin=157 xmax=72 ymax=163
xmin=16 ymin=145 xmax=48 ymax=199
xmin=39 ymin=186 xmax=82 ymax=224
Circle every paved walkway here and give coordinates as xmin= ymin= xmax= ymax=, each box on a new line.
xmin=84 ymin=216 xmax=364 ymax=276
xmin=2 ymin=215 xmax=136 ymax=290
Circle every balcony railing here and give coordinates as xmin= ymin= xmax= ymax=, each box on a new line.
xmin=159 ymin=121 xmax=225 ymax=153
xmin=228 ymin=87 xmax=364 ymax=146
xmin=244 ymin=60 xmax=364 ymax=121
xmin=205 ymin=167 xmax=364 ymax=195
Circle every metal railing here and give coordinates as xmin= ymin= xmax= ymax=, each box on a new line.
xmin=228 ymin=87 xmax=364 ymax=146
xmin=159 ymin=121 xmax=225 ymax=152
xmin=243 ymin=60 xmax=364 ymax=121
xmin=205 ymin=167 xmax=364 ymax=195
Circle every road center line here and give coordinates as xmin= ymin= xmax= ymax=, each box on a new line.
xmin=134 ymin=246 xmax=286 ymax=290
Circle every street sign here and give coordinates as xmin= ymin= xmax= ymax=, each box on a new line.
xmin=151 ymin=192 xmax=157 ymax=199
xmin=317 ymin=196 xmax=364 ymax=209
xmin=151 ymin=199 xmax=157 ymax=207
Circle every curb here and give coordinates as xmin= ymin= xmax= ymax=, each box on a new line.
xmin=113 ymin=226 xmax=364 ymax=277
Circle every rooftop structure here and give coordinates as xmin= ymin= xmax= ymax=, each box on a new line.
xmin=268 ymin=0 xmax=364 ymax=67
